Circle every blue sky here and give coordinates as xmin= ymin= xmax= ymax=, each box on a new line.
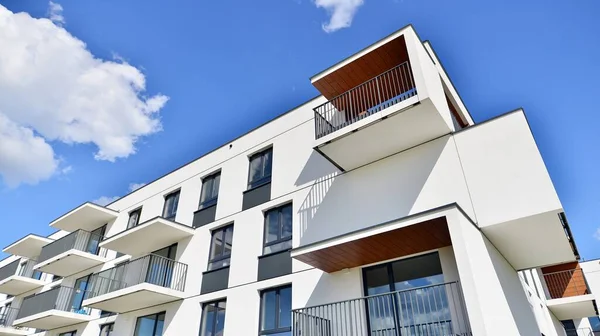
xmin=0 ymin=0 xmax=598 ymax=260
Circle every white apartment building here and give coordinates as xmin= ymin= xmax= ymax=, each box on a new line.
xmin=0 ymin=24 xmax=596 ymax=336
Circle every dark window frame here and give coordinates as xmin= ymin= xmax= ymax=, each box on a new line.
xmin=247 ymin=147 xmax=273 ymax=190
xmin=59 ymin=331 xmax=77 ymax=336
xmin=262 ymin=203 xmax=293 ymax=255
xmin=127 ymin=207 xmax=143 ymax=229
xmin=207 ymin=224 xmax=234 ymax=271
xmin=199 ymin=171 xmax=221 ymax=210
xmin=162 ymin=190 xmax=181 ymax=221
xmin=259 ymin=285 xmax=292 ymax=335
xmin=134 ymin=311 xmax=166 ymax=336
xmin=99 ymin=322 xmax=114 ymax=336
xmin=199 ymin=299 xmax=227 ymax=336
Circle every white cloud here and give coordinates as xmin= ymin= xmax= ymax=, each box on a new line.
xmin=314 ymin=0 xmax=364 ymax=33
xmin=594 ymin=228 xmax=600 ymax=241
xmin=47 ymin=1 xmax=64 ymax=25
xmin=0 ymin=5 xmax=168 ymax=187
xmin=128 ymin=182 xmax=146 ymax=192
xmin=92 ymin=195 xmax=119 ymax=206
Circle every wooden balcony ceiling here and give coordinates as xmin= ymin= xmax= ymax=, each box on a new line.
xmin=295 ymin=217 xmax=451 ymax=273
xmin=313 ymin=35 xmax=410 ymax=100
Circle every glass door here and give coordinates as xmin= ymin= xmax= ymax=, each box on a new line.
xmin=71 ymin=275 xmax=90 ymax=314
xmin=363 ymin=252 xmax=448 ymax=336
xmin=146 ymin=245 xmax=176 ymax=287
xmin=86 ymin=225 xmax=106 ymax=255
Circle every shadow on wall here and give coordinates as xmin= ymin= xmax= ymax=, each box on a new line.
xmin=297 ymin=137 xmax=450 ymax=247
xmin=164 ymin=300 xmax=184 ymax=334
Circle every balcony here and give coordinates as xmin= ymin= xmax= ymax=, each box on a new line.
xmin=0 ymin=259 xmax=44 ymax=296
xmin=0 ymin=307 xmax=29 ymax=336
xmin=293 ymin=282 xmax=472 ymax=336
xmin=49 ymin=202 xmax=118 ymax=232
xmin=311 ymin=27 xmax=466 ymax=171
xmin=99 ymin=217 xmax=194 ymax=256
xmin=542 ymin=265 xmax=597 ymax=319
xmin=2 ymin=234 xmax=53 ymax=259
xmin=83 ymin=254 xmax=187 ymax=313
xmin=13 ymin=286 xmax=93 ymax=330
xmin=34 ymin=230 xmax=107 ymax=276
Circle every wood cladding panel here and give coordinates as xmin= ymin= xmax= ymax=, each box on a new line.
xmin=542 ymin=263 xmax=589 ymax=299
xmin=294 ymin=217 xmax=451 ymax=273
xmin=313 ymin=36 xmax=411 ymax=100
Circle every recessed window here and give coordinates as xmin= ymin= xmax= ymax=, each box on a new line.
xmin=127 ymin=208 xmax=142 ymax=229
xmin=134 ymin=312 xmax=165 ymax=336
xmin=263 ymin=204 xmax=292 ymax=254
xmin=199 ymin=299 xmax=226 ymax=336
xmin=248 ymin=148 xmax=272 ymax=189
xmin=200 ymin=172 xmax=221 ymax=209
xmin=99 ymin=323 xmax=114 ymax=336
xmin=163 ymin=190 xmax=180 ymax=221
xmin=208 ymin=225 xmax=233 ymax=271
xmin=59 ymin=332 xmax=76 ymax=336
xmin=260 ymin=285 xmax=291 ymax=335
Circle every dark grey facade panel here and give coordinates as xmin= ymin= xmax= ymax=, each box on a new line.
xmin=242 ymin=182 xmax=271 ymax=211
xmin=257 ymin=250 xmax=292 ymax=281
xmin=200 ymin=267 xmax=230 ymax=294
xmin=0 ymin=259 xmax=19 ymax=282
xmin=192 ymin=205 xmax=217 ymax=228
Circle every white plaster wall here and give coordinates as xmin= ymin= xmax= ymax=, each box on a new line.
xmin=581 ymin=259 xmax=600 ymax=296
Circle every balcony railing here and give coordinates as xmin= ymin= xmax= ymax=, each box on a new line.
xmin=566 ymin=328 xmax=594 ymax=336
xmin=0 ymin=258 xmax=41 ymax=283
xmin=543 ymin=269 xmax=590 ymax=299
xmin=85 ymin=254 xmax=187 ymax=300
xmin=314 ymin=61 xmax=417 ymax=139
xmin=16 ymin=286 xmax=91 ymax=320
xmin=293 ymin=281 xmax=471 ymax=336
xmin=0 ymin=306 xmax=25 ymax=329
xmin=38 ymin=229 xmax=107 ymax=263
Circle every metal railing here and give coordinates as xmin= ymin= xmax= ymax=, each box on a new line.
xmin=0 ymin=306 xmax=25 ymax=329
xmin=314 ymin=61 xmax=417 ymax=139
xmin=85 ymin=254 xmax=187 ymax=300
xmin=38 ymin=229 xmax=107 ymax=263
xmin=543 ymin=269 xmax=589 ymax=299
xmin=293 ymin=281 xmax=471 ymax=336
xmin=0 ymin=258 xmax=40 ymax=283
xmin=16 ymin=286 xmax=91 ymax=320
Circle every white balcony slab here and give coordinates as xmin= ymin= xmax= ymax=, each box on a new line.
xmin=13 ymin=310 xmax=93 ymax=330
xmin=546 ymin=294 xmax=597 ymax=320
xmin=100 ymin=217 xmax=194 ymax=256
xmin=0 ymin=327 xmax=30 ymax=336
xmin=50 ymin=202 xmax=118 ymax=232
xmin=82 ymin=283 xmax=185 ymax=313
xmin=0 ymin=276 xmax=45 ymax=296
xmin=33 ymin=250 xmax=106 ymax=277
xmin=3 ymin=235 xmax=52 ymax=259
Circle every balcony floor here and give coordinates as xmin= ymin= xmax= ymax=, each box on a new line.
xmin=82 ymin=283 xmax=185 ymax=313
xmin=33 ymin=250 xmax=106 ymax=277
xmin=547 ymin=294 xmax=597 ymax=320
xmin=0 ymin=327 xmax=30 ymax=336
xmin=13 ymin=310 xmax=93 ymax=330
xmin=0 ymin=275 xmax=45 ymax=296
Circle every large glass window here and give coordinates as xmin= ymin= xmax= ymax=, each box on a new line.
xmin=263 ymin=204 xmax=292 ymax=254
xmin=71 ymin=275 xmax=90 ymax=314
xmin=59 ymin=332 xmax=76 ymax=336
xmin=134 ymin=312 xmax=165 ymax=336
xmin=199 ymin=300 xmax=226 ymax=336
xmin=163 ymin=191 xmax=180 ymax=221
xmin=248 ymin=148 xmax=272 ymax=189
xmin=200 ymin=172 xmax=221 ymax=209
xmin=99 ymin=323 xmax=114 ymax=336
xmin=208 ymin=225 xmax=233 ymax=271
xmin=86 ymin=225 xmax=106 ymax=255
xmin=127 ymin=208 xmax=142 ymax=229
xmin=260 ymin=285 xmax=291 ymax=336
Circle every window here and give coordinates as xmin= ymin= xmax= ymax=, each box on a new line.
xmin=200 ymin=172 xmax=221 ymax=209
xmin=71 ymin=275 xmax=90 ymax=314
xmin=100 ymin=310 xmax=116 ymax=318
xmin=248 ymin=148 xmax=272 ymax=189
xmin=163 ymin=191 xmax=180 ymax=221
xmin=589 ymin=316 xmax=600 ymax=332
xmin=127 ymin=208 xmax=142 ymax=229
xmin=99 ymin=323 xmax=114 ymax=336
xmin=59 ymin=332 xmax=76 ymax=336
xmin=208 ymin=225 xmax=233 ymax=271
xmin=134 ymin=312 xmax=165 ymax=336
xmin=199 ymin=300 xmax=226 ymax=336
xmin=260 ymin=286 xmax=291 ymax=336
xmin=263 ymin=204 xmax=292 ymax=254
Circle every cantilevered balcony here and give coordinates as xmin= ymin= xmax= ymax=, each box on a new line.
xmin=50 ymin=202 xmax=118 ymax=232
xmin=2 ymin=234 xmax=53 ymax=259
xmin=13 ymin=286 xmax=93 ymax=330
xmin=0 ymin=259 xmax=44 ymax=296
xmin=293 ymin=282 xmax=472 ymax=336
xmin=541 ymin=264 xmax=597 ymax=320
xmin=0 ymin=307 xmax=30 ymax=336
xmin=311 ymin=26 xmax=469 ymax=171
xmin=83 ymin=254 xmax=187 ymax=313
xmin=34 ymin=230 xmax=107 ymax=276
